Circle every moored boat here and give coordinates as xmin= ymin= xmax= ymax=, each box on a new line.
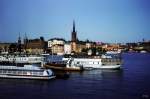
xmin=63 ymin=54 xmax=122 ymax=70
xmin=0 ymin=54 xmax=55 ymax=80
xmin=44 ymin=61 xmax=83 ymax=71
xmin=0 ymin=65 xmax=55 ymax=80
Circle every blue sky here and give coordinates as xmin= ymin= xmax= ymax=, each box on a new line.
xmin=0 ymin=0 xmax=150 ymax=43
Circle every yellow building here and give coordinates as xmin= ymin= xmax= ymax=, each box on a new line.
xmin=25 ymin=38 xmax=46 ymax=54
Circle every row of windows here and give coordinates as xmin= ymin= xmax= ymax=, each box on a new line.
xmin=0 ymin=58 xmax=28 ymax=61
xmin=75 ymin=61 xmax=101 ymax=65
xmin=0 ymin=70 xmax=43 ymax=76
xmin=102 ymin=59 xmax=121 ymax=62
xmin=0 ymin=57 xmax=43 ymax=61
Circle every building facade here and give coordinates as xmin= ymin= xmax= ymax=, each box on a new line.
xmin=48 ymin=38 xmax=65 ymax=55
xmin=64 ymin=42 xmax=71 ymax=54
xmin=0 ymin=43 xmax=11 ymax=53
xmin=25 ymin=37 xmax=46 ymax=54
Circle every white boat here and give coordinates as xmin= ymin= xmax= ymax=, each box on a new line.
xmin=0 ymin=65 xmax=55 ymax=80
xmin=63 ymin=54 xmax=121 ymax=70
xmin=0 ymin=54 xmax=55 ymax=80
xmin=0 ymin=55 xmax=44 ymax=65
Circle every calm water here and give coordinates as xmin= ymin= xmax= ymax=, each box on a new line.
xmin=0 ymin=53 xmax=150 ymax=99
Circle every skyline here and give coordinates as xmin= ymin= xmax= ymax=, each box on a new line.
xmin=0 ymin=0 xmax=150 ymax=43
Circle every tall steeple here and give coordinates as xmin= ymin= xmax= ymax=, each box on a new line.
xmin=71 ymin=20 xmax=77 ymax=42
xmin=71 ymin=20 xmax=78 ymax=53
xmin=73 ymin=20 xmax=75 ymax=32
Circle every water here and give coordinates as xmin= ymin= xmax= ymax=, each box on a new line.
xmin=0 ymin=53 xmax=150 ymax=99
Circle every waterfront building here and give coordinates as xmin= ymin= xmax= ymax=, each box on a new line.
xmin=64 ymin=42 xmax=71 ymax=54
xmin=86 ymin=42 xmax=92 ymax=49
xmin=0 ymin=43 xmax=11 ymax=53
xmin=76 ymin=41 xmax=86 ymax=53
xmin=25 ymin=37 xmax=46 ymax=54
xmin=48 ymin=38 xmax=65 ymax=55
xmin=102 ymin=43 xmax=120 ymax=51
xmin=0 ymin=34 xmax=23 ymax=53
xmin=138 ymin=41 xmax=150 ymax=52
xmin=86 ymin=40 xmax=98 ymax=49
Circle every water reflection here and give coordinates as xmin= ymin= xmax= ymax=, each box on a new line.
xmin=67 ymin=69 xmax=123 ymax=81
xmin=53 ymin=70 xmax=70 ymax=79
xmin=100 ymin=69 xmax=123 ymax=78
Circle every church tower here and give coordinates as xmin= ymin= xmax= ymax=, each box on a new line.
xmin=71 ymin=20 xmax=77 ymax=42
xmin=71 ymin=20 xmax=77 ymax=53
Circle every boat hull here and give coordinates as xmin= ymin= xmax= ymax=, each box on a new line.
xmin=83 ymin=65 xmax=121 ymax=70
xmin=44 ymin=65 xmax=83 ymax=71
xmin=0 ymin=74 xmax=56 ymax=80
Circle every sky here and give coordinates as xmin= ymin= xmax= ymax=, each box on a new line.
xmin=0 ymin=0 xmax=150 ymax=43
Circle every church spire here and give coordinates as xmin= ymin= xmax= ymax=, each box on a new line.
xmin=73 ymin=20 xmax=75 ymax=32
xmin=71 ymin=20 xmax=77 ymax=42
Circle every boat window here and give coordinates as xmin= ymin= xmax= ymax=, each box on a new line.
xmin=18 ymin=71 xmax=22 ymax=75
xmin=12 ymin=71 xmax=16 ymax=74
xmin=89 ymin=62 xmax=93 ymax=64
xmin=8 ymin=70 xmax=11 ymax=74
xmin=33 ymin=72 xmax=37 ymax=75
xmin=23 ymin=71 xmax=27 ymax=75
xmin=38 ymin=72 xmax=43 ymax=76
xmin=4 ymin=70 xmax=7 ymax=74
xmin=94 ymin=62 xmax=98 ymax=64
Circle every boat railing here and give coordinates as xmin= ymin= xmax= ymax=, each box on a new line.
xmin=0 ymin=65 xmax=42 ymax=70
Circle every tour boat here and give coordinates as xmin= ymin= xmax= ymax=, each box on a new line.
xmin=0 ymin=54 xmax=55 ymax=80
xmin=63 ymin=54 xmax=122 ymax=70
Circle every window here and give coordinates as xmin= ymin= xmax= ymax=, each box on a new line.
xmin=3 ymin=70 xmax=7 ymax=74
xmin=94 ymin=62 xmax=98 ymax=64
xmin=23 ymin=71 xmax=27 ymax=75
xmin=32 ymin=72 xmax=37 ymax=75
xmin=8 ymin=70 xmax=12 ymax=74
xmin=89 ymin=62 xmax=93 ymax=64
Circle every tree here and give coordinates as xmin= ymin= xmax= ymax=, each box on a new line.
xmin=40 ymin=36 xmax=45 ymax=41
xmin=81 ymin=48 xmax=89 ymax=53
xmin=9 ymin=44 xmax=17 ymax=53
